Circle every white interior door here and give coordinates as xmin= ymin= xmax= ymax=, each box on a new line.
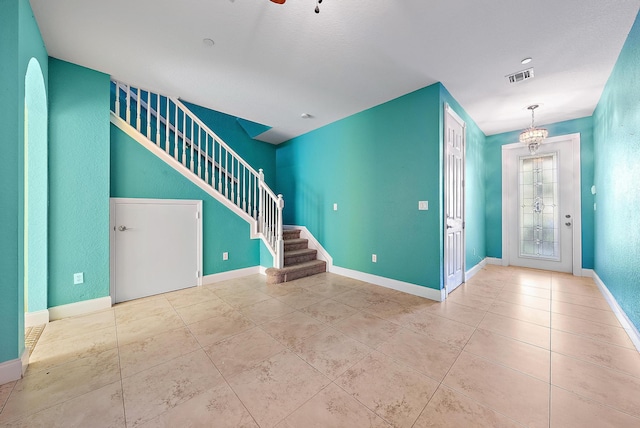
xmin=111 ymin=198 xmax=202 ymax=303
xmin=503 ymin=134 xmax=581 ymax=273
xmin=444 ymin=104 xmax=466 ymax=294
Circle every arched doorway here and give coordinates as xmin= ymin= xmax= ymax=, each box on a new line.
xmin=24 ymin=57 xmax=48 ymax=330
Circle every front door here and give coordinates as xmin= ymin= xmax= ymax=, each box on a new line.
xmin=444 ymin=104 xmax=466 ymax=293
xmin=503 ymin=134 xmax=581 ymax=273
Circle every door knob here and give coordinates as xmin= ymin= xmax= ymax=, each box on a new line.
xmin=118 ymin=225 xmax=128 ymax=231
xmin=565 ymin=222 xmax=572 ymax=227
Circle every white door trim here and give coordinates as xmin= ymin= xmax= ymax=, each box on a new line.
xmin=109 ymin=197 xmax=203 ymax=304
xmin=443 ymin=103 xmax=466 ymax=294
xmin=501 ymin=133 xmax=582 ymax=274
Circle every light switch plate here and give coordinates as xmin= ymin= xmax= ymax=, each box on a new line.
xmin=418 ymin=201 xmax=428 ymax=210
xmin=333 ymin=203 xmax=338 ymax=211
xmin=74 ymin=272 xmax=84 ymax=285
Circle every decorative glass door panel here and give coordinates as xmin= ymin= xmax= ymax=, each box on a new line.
xmin=518 ymin=153 xmax=559 ymax=260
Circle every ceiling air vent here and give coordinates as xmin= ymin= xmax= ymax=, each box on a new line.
xmin=506 ymin=67 xmax=534 ymax=84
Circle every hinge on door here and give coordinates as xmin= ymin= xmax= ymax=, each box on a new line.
xmin=196 ymin=211 xmax=200 ymax=219
xmin=463 ymin=221 xmax=466 ymax=229
xmin=196 ymin=270 xmax=200 ymax=278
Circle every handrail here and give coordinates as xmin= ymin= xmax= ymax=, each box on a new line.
xmin=110 ymin=79 xmax=284 ymax=268
xmin=114 ymin=82 xmax=239 ymax=186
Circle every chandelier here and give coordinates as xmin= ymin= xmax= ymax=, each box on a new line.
xmin=519 ymin=104 xmax=548 ymax=154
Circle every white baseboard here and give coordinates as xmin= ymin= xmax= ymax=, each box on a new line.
xmin=581 ymin=268 xmax=595 ymax=278
xmin=465 ymin=259 xmax=487 ymax=280
xmin=330 ymin=265 xmax=445 ymax=302
xmin=592 ymin=272 xmax=640 ymax=352
xmin=48 ymin=296 xmax=113 ymax=321
xmin=486 ymin=257 xmax=503 ymax=265
xmin=202 ymin=266 xmax=262 ymax=285
xmin=25 ymin=309 xmax=49 ymax=327
xmin=21 ymin=348 xmax=29 ymax=375
xmin=284 ymin=225 xmax=333 ymax=271
xmin=0 ymin=348 xmax=29 ymax=385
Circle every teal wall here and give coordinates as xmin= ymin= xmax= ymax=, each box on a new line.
xmin=439 ymin=86 xmax=487 ymax=271
xmin=25 ymin=57 xmax=48 ymax=313
xmin=48 ymin=58 xmax=111 ymax=307
xmin=0 ymin=0 xmax=48 ymax=363
xmin=592 ymin=12 xmax=640 ymax=329
xmin=484 ymin=117 xmax=595 ymax=268
xmin=110 ymin=125 xmax=261 ymax=273
xmin=277 ymin=84 xmax=448 ymax=290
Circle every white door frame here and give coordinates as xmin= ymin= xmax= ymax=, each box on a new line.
xmin=109 ymin=197 xmax=203 ymax=304
xmin=444 ymin=103 xmax=466 ymax=294
xmin=501 ymin=133 xmax=582 ymax=274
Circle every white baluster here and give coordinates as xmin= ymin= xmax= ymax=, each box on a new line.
xmin=174 ymin=101 xmax=179 ymax=160
xmin=231 ymin=156 xmax=235 ymax=205
xmin=242 ymin=166 xmax=247 ymax=211
xmin=275 ymin=194 xmax=284 ymax=268
xmin=190 ymin=118 xmax=194 ymax=172
xmin=204 ymin=134 xmax=209 ymax=185
xmin=269 ymin=199 xmax=273 ymax=246
xmin=136 ymin=87 xmax=141 ymax=131
xmin=182 ymin=111 xmax=187 ymax=166
xmin=146 ymin=90 xmax=151 ymax=139
xmin=253 ymin=174 xmax=258 ymax=219
xmin=114 ymin=82 xmax=120 ymax=117
xmin=165 ymin=97 xmax=170 ymax=153
xmin=156 ymin=93 xmax=160 ymax=145
xmin=197 ymin=127 xmax=202 ymax=178
xmin=224 ymin=150 xmax=229 ymax=198
xmin=217 ymin=141 xmax=222 ymax=192
xmin=126 ymin=85 xmax=131 ymax=123
xmin=235 ymin=162 xmax=240 ymax=207
xmin=258 ymin=170 xmax=264 ymax=231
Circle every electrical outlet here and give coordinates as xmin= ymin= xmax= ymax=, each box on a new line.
xmin=372 ymin=254 xmax=377 ymax=263
xmin=73 ymin=272 xmax=84 ymax=285
xmin=333 ymin=203 xmax=338 ymax=211
xmin=223 ymin=252 xmax=229 ymax=261
xmin=418 ymin=201 xmax=429 ymax=211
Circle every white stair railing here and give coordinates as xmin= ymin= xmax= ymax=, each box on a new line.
xmin=110 ymin=79 xmax=284 ymax=268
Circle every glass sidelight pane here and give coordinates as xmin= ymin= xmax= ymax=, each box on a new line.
xmin=519 ymin=153 xmax=559 ymax=260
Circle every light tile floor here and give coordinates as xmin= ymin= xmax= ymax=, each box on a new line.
xmin=1 ymin=265 xmax=640 ymax=427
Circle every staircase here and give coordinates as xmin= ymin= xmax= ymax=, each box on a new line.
xmin=266 ymin=229 xmax=326 ymax=284
xmin=109 ymin=79 xmax=326 ymax=283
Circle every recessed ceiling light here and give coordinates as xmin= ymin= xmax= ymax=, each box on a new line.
xmin=301 ymin=113 xmax=312 ymax=119
xmin=521 ymin=57 xmax=532 ymax=65
xmin=202 ymin=38 xmax=215 ymax=47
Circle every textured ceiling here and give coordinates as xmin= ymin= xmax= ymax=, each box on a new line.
xmin=31 ymin=0 xmax=640 ymax=143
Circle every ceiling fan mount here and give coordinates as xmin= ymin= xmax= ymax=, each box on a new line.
xmin=270 ymin=0 xmax=324 ymax=13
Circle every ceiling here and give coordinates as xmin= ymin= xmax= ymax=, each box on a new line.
xmin=31 ymin=0 xmax=640 ymax=144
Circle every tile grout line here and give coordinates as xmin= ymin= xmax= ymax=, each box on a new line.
xmin=113 ymin=307 xmax=129 ymax=428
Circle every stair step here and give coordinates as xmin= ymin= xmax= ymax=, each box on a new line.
xmin=265 ymin=260 xmax=327 ymax=285
xmin=284 ymin=238 xmax=308 ymax=251
xmin=284 ymin=248 xmax=318 ymax=266
xmin=283 ymin=229 xmax=301 ymax=240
